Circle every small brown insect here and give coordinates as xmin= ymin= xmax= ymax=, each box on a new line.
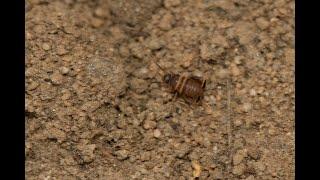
xmin=153 ymin=60 xmax=207 ymax=104
xmin=163 ymin=73 xmax=206 ymax=104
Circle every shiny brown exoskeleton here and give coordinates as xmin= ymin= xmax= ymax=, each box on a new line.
xmin=163 ymin=73 xmax=206 ymax=104
xmin=152 ymin=57 xmax=207 ymax=104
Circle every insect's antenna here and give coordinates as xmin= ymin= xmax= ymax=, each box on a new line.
xmin=202 ymin=69 xmax=213 ymax=90
xmin=153 ymin=60 xmax=165 ymax=73
xmin=149 ymin=55 xmax=166 ymax=74
xmin=155 ymin=61 xmax=165 ymax=72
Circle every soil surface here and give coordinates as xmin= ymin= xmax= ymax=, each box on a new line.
xmin=26 ymin=0 xmax=294 ymax=179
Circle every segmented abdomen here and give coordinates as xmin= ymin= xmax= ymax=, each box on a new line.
xmin=181 ymin=78 xmax=203 ymax=98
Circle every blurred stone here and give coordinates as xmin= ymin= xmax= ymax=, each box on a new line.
xmin=42 ymin=43 xmax=51 ymax=51
xmin=233 ymin=149 xmax=247 ymax=165
xmin=232 ymin=163 xmax=245 ymax=175
xmin=211 ymin=168 xmax=223 ymax=179
xmin=164 ymin=0 xmax=181 ymax=8
xmin=51 ymin=71 xmax=64 ymax=85
xmin=256 ymin=17 xmax=270 ymax=30
xmin=60 ymin=67 xmax=69 ymax=75
xmin=143 ymin=120 xmax=157 ymax=130
xmin=94 ymin=7 xmax=110 ymax=18
xmin=153 ymin=129 xmax=161 ymax=138
xmin=91 ymin=17 xmax=104 ymax=28
xmin=159 ymin=13 xmax=174 ymax=31
xmin=115 ymin=149 xmax=129 ymax=160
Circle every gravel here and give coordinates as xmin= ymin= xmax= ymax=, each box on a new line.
xmin=26 ymin=0 xmax=294 ymax=179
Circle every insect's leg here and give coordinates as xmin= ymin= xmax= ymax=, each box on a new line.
xmin=186 ymin=98 xmax=198 ymax=107
xmin=183 ymin=96 xmax=193 ymax=105
xmin=176 ymin=75 xmax=188 ymax=94
xmin=195 ymin=96 xmax=202 ymax=103
xmin=201 ymin=79 xmax=206 ymax=89
xmin=190 ymin=76 xmax=206 ymax=89
xmin=192 ymin=97 xmax=199 ymax=106
xmin=172 ymin=92 xmax=179 ymax=101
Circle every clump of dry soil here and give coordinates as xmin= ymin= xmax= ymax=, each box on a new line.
xmin=26 ymin=0 xmax=294 ymax=179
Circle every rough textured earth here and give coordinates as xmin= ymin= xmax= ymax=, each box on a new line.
xmin=26 ymin=0 xmax=294 ymax=179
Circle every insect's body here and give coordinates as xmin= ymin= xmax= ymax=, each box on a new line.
xmin=152 ymin=58 xmax=207 ymax=104
xmin=163 ymin=73 xmax=206 ymax=104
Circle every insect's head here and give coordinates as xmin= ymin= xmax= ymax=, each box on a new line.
xmin=163 ymin=73 xmax=173 ymax=84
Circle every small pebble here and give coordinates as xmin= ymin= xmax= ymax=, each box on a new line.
xmin=242 ymin=103 xmax=252 ymax=113
xmin=159 ymin=13 xmax=174 ymax=31
xmin=230 ymin=64 xmax=241 ymax=77
xmin=64 ymin=0 xmax=74 ymax=4
xmin=89 ymin=35 xmax=96 ymax=42
xmin=128 ymin=42 xmax=144 ymax=59
xmin=270 ymin=17 xmax=279 ymax=24
xmin=199 ymin=43 xmax=211 ymax=60
xmin=257 ymin=87 xmax=264 ymax=94
xmin=42 ymin=43 xmax=51 ymax=51
xmin=119 ymin=45 xmax=130 ymax=57
xmin=248 ymin=149 xmax=261 ymax=160
xmin=57 ymin=47 xmax=68 ymax=55
xmin=181 ymin=52 xmax=194 ymax=68
xmin=245 ymin=175 xmax=255 ymax=180
xmin=138 ymin=167 xmax=148 ymax=175
xmin=91 ymin=17 xmax=104 ymax=28
xmin=50 ymin=72 xmax=63 ymax=85
xmin=234 ymin=119 xmax=243 ymax=127
xmin=62 ymin=55 xmax=72 ymax=62
xmin=27 ymin=81 xmax=39 ymax=91
xmin=232 ymin=163 xmax=245 ymax=175
xmin=133 ymin=67 xmax=150 ymax=79
xmin=47 ymin=127 xmax=67 ymax=143
xmin=211 ymin=168 xmax=223 ymax=179
xmin=140 ymin=151 xmax=151 ymax=161
xmin=164 ymin=0 xmax=181 ymax=8
xmin=94 ymin=7 xmax=109 ymax=18
xmin=233 ymin=149 xmax=247 ymax=165
xmin=61 ymin=90 xmax=71 ymax=100
xmin=143 ymin=120 xmax=157 ymax=130
xmin=254 ymin=161 xmax=266 ymax=172
xmin=193 ymin=70 xmax=203 ymax=78
xmin=256 ymin=17 xmax=270 ymax=30
xmin=234 ymin=56 xmax=243 ymax=65
xmin=130 ymin=78 xmax=149 ymax=94
xmin=146 ymin=112 xmax=156 ymax=121
xmin=175 ymin=143 xmax=190 ymax=158
xmin=216 ymin=68 xmax=229 ymax=79
xmin=147 ymin=38 xmax=163 ymax=50
xmin=191 ymin=160 xmax=201 ymax=178
xmin=153 ymin=129 xmax=161 ymax=138
xmin=268 ymin=128 xmax=276 ymax=135
xmin=60 ymin=67 xmax=69 ymax=75
xmin=115 ymin=149 xmax=129 ymax=160
xmin=26 ymin=32 xmax=32 ymax=40
xmin=271 ymin=172 xmax=278 ymax=177
xmin=249 ymin=89 xmax=256 ymax=96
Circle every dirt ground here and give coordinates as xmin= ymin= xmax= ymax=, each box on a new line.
xmin=25 ymin=0 xmax=294 ymax=179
